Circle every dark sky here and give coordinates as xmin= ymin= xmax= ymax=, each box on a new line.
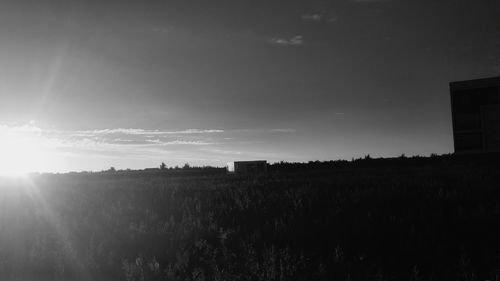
xmin=0 ymin=0 xmax=499 ymax=171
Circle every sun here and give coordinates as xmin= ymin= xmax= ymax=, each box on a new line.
xmin=0 ymin=138 xmax=49 ymax=177
xmin=0 ymin=122 xmax=67 ymax=177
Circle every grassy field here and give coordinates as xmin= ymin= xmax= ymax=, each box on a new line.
xmin=1 ymin=155 xmax=500 ymax=281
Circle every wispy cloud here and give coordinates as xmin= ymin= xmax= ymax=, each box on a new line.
xmin=144 ymin=25 xmax=173 ymax=35
xmin=73 ymin=128 xmax=224 ymax=136
xmin=0 ymin=123 xmax=42 ymax=135
xmin=144 ymin=139 xmax=213 ymax=146
xmin=269 ymin=35 xmax=304 ymax=46
xmin=0 ymin=124 xmax=219 ymax=156
xmin=269 ymin=128 xmax=296 ymax=133
xmin=228 ymin=128 xmax=297 ymax=134
xmin=150 ymin=27 xmax=171 ymax=34
xmin=0 ymin=123 xmax=298 ymax=171
xmin=301 ymin=14 xmax=324 ymax=22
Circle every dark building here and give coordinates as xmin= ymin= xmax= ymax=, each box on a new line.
xmin=450 ymin=76 xmax=500 ymax=153
xmin=228 ymin=160 xmax=267 ymax=174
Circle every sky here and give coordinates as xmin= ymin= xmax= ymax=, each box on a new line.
xmin=0 ymin=0 xmax=499 ymax=173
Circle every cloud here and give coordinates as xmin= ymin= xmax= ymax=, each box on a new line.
xmin=301 ymin=14 xmax=323 ymax=22
xmin=0 ymin=124 xmax=43 ymax=135
xmin=73 ymin=128 xmax=224 ymax=136
xmin=0 ymin=123 xmax=303 ymax=172
xmin=269 ymin=129 xmax=296 ymax=133
xmin=0 ymin=123 xmax=219 ymax=159
xmin=269 ymin=35 xmax=304 ymax=46
xmin=145 ymin=25 xmax=173 ymax=35
xmin=228 ymin=128 xmax=297 ymax=134
xmin=145 ymin=139 xmax=213 ymax=146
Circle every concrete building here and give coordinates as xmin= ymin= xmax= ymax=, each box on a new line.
xmin=450 ymin=76 xmax=500 ymax=153
xmin=227 ymin=160 xmax=267 ymax=174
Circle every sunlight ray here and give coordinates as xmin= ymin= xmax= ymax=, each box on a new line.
xmin=21 ymin=177 xmax=92 ymax=280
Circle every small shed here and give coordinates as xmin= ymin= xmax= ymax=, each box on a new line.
xmin=227 ymin=160 xmax=267 ymax=174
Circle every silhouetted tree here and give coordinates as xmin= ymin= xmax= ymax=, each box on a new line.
xmin=160 ymin=162 xmax=167 ymax=170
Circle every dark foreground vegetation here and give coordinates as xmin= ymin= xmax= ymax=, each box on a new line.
xmin=1 ymin=154 xmax=500 ymax=281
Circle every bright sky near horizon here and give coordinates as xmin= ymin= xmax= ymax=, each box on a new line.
xmin=0 ymin=0 xmax=499 ymax=173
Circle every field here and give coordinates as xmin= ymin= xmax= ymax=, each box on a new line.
xmin=1 ymin=155 xmax=500 ymax=281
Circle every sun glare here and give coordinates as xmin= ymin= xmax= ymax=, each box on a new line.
xmin=0 ymin=126 xmax=56 ymax=177
xmin=0 ymin=139 xmax=43 ymax=177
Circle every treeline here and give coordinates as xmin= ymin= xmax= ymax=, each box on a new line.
xmin=269 ymin=152 xmax=500 ymax=172
xmin=37 ymin=153 xmax=500 ymax=178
